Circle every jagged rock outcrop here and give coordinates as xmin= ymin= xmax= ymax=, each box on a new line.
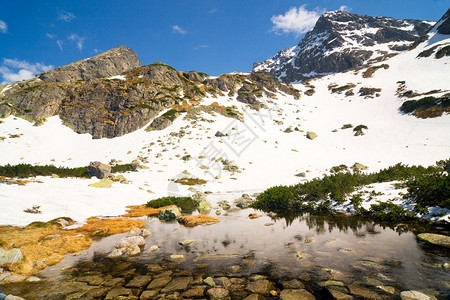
xmin=0 ymin=51 xmax=299 ymax=138
xmin=37 ymin=46 xmax=141 ymax=83
xmin=253 ymin=10 xmax=434 ymax=83
xmin=437 ymin=9 xmax=450 ymax=34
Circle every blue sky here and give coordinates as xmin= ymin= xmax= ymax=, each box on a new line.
xmin=0 ymin=1 xmax=448 ymax=83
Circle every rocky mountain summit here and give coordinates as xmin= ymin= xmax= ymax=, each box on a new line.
xmin=253 ymin=10 xmax=434 ymax=83
xmin=0 ymin=47 xmax=298 ymax=138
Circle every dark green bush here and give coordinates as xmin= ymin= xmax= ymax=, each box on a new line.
xmin=0 ymin=164 xmax=89 ymax=178
xmin=251 ymin=185 xmax=296 ymax=210
xmin=405 ymin=172 xmax=450 ymax=209
xmin=399 ymin=96 xmax=450 ymax=114
xmin=370 ymin=202 xmax=416 ymax=221
xmin=111 ymin=163 xmax=135 ymax=173
xmin=146 ymin=196 xmax=198 ymax=212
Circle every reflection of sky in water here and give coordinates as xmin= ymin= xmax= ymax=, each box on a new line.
xmin=47 ymin=191 xmax=450 ymax=295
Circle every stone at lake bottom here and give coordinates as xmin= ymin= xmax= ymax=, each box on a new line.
xmin=4 ymin=295 xmax=26 ymax=300
xmin=125 ymin=275 xmax=152 ymax=288
xmin=280 ymin=289 xmax=316 ymax=300
xmin=207 ymin=287 xmax=230 ymax=300
xmin=281 ymin=279 xmax=305 ymax=289
xmin=348 ymin=284 xmax=383 ymax=299
xmin=105 ymin=287 xmax=132 ymax=299
xmin=160 ymin=276 xmax=192 ymax=293
xmin=140 ymin=290 xmax=159 ymax=300
xmin=0 ymin=249 xmax=23 ymax=267
xmin=181 ymin=286 xmax=206 ymax=298
xmin=244 ymin=295 xmax=266 ymax=300
xmin=115 ymin=236 xmax=146 ymax=249
xmin=124 ymin=244 xmax=141 ymax=257
xmin=84 ymin=287 xmax=111 ymax=298
xmin=4 ymin=274 xmax=27 ymax=283
xmin=204 ymin=276 xmax=216 ymax=286
xmin=326 ymin=287 xmax=354 ymax=300
xmin=147 ymin=276 xmax=172 ymax=290
xmin=246 ymin=279 xmax=275 ymax=295
xmin=76 ymin=274 xmax=106 ymax=286
xmin=104 ymin=277 xmax=125 ymax=287
xmin=417 ymin=233 xmax=450 ymax=248
xmin=400 ymin=290 xmax=437 ymax=300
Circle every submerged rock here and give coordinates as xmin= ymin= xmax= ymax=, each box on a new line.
xmin=280 ymin=289 xmax=316 ymax=300
xmin=400 ymin=290 xmax=437 ymax=300
xmin=417 ymin=233 xmax=450 ymax=248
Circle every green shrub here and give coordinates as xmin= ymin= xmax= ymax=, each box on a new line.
xmin=111 ymin=163 xmax=135 ymax=173
xmin=146 ymin=196 xmax=198 ymax=212
xmin=251 ymin=185 xmax=296 ymax=210
xmin=405 ymin=171 xmax=450 ymax=209
xmin=0 ymin=164 xmax=89 ymax=178
xmin=399 ymin=96 xmax=450 ymax=114
xmin=370 ymin=202 xmax=416 ymax=221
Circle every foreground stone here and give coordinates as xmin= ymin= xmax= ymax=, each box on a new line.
xmin=158 ymin=207 xmax=182 ymax=220
xmin=280 ymin=289 xmax=316 ymax=300
xmin=246 ymin=279 xmax=275 ymax=295
xmin=87 ymin=161 xmax=112 ymax=179
xmin=207 ymin=287 xmax=231 ymax=299
xmin=0 ymin=249 xmax=23 ymax=267
xmin=417 ymin=233 xmax=450 ymax=248
xmin=401 ymin=290 xmax=437 ymax=300
xmin=160 ymin=276 xmax=192 ymax=293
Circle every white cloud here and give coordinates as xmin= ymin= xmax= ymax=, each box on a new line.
xmin=194 ymin=45 xmax=209 ymax=50
xmin=172 ymin=25 xmax=187 ymax=34
xmin=209 ymin=8 xmax=217 ymax=14
xmin=46 ymin=33 xmax=55 ymax=39
xmin=68 ymin=34 xmax=85 ymax=50
xmin=0 ymin=58 xmax=54 ymax=84
xmin=271 ymin=5 xmax=323 ymax=37
xmin=0 ymin=20 xmax=7 ymax=34
xmin=339 ymin=5 xmax=350 ymax=11
xmin=58 ymin=11 xmax=75 ymax=22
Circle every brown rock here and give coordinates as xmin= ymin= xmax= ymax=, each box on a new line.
xmin=280 ymin=289 xmax=316 ymax=300
xmin=147 ymin=276 xmax=172 ymax=290
xmin=84 ymin=287 xmax=110 ymax=298
xmin=140 ymin=290 xmax=159 ymax=300
xmin=207 ymin=287 xmax=231 ymax=300
xmin=181 ymin=286 xmax=206 ymax=298
xmin=246 ymin=279 xmax=276 ymax=295
xmin=105 ymin=287 xmax=132 ymax=299
xmin=125 ymin=275 xmax=152 ymax=288
xmin=160 ymin=276 xmax=192 ymax=293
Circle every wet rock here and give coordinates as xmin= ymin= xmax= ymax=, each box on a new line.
xmin=125 ymin=275 xmax=152 ymax=288
xmin=160 ymin=276 xmax=192 ymax=293
xmin=326 ymin=287 xmax=354 ymax=300
xmin=249 ymin=274 xmax=267 ymax=281
xmin=319 ymin=280 xmax=345 ymax=287
xmin=115 ymin=235 xmax=146 ymax=248
xmin=77 ymin=275 xmax=105 ymax=286
xmin=105 ymin=287 xmax=133 ymax=299
xmin=246 ymin=279 xmax=275 ymax=295
xmin=417 ymin=233 xmax=450 ymax=248
xmin=84 ymin=287 xmax=111 ymax=298
xmin=158 ymin=207 xmax=182 ymax=220
xmin=198 ymin=199 xmax=212 ymax=214
xmin=25 ymin=276 xmax=41 ymax=282
xmin=124 ymin=244 xmax=141 ymax=257
xmin=178 ymin=239 xmax=196 ymax=246
xmin=348 ymin=284 xmax=383 ymax=299
xmin=4 ymin=295 xmax=26 ymax=300
xmin=281 ymin=279 xmax=305 ymax=289
xmin=181 ymin=286 xmax=206 ymax=298
xmin=215 ymin=277 xmax=232 ymax=289
xmin=128 ymin=228 xmax=151 ymax=238
xmin=147 ymin=276 xmax=172 ymax=290
xmin=204 ymin=276 xmax=216 ymax=286
xmin=248 ymin=213 xmax=260 ymax=219
xmin=104 ymin=277 xmax=125 ymax=287
xmin=377 ymin=286 xmax=397 ymax=294
xmin=169 ymin=254 xmax=185 ymax=262
xmin=207 ymin=287 xmax=231 ymax=300
xmin=107 ymin=249 xmax=123 ymax=258
xmin=299 ymin=273 xmax=311 ymax=282
xmin=4 ymin=274 xmax=26 ymax=283
xmin=280 ymin=289 xmax=316 ymax=300
xmin=87 ymin=161 xmax=111 ymax=179
xmin=244 ymin=295 xmax=266 ymax=300
xmin=400 ymin=290 xmax=437 ymax=300
xmin=0 ymin=249 xmax=23 ymax=267
xmin=140 ymin=290 xmax=159 ymax=300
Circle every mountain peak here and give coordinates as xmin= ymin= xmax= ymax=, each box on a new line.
xmin=437 ymin=8 xmax=450 ymax=34
xmin=37 ymin=45 xmax=141 ymax=83
xmin=253 ymin=11 xmax=434 ymax=83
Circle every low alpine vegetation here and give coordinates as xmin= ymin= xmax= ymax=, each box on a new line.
xmin=146 ymin=196 xmax=198 ymax=212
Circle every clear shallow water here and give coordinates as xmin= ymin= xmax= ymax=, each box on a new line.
xmin=21 ymin=191 xmax=450 ymax=298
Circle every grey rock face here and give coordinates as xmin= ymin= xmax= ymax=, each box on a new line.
xmin=37 ymin=46 xmax=140 ymax=83
xmin=87 ymin=161 xmax=111 ymax=179
xmin=253 ymin=10 xmax=434 ymax=83
xmin=437 ymin=9 xmax=450 ymax=34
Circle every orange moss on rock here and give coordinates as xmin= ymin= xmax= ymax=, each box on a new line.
xmin=122 ymin=204 xmax=177 ymax=218
xmin=71 ymin=217 xmax=145 ymax=236
xmin=177 ymin=215 xmax=219 ymax=227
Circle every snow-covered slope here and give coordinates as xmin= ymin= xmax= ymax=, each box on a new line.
xmin=0 ymin=12 xmax=449 ymax=227
xmin=253 ymin=10 xmax=435 ymax=83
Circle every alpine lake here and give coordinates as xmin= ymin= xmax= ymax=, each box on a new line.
xmin=3 ymin=191 xmax=449 ymax=299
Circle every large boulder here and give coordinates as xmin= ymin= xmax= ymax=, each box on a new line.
xmin=87 ymin=161 xmax=111 ymax=179
xmin=0 ymin=248 xmax=24 ymax=268
xmin=37 ymin=46 xmax=140 ymax=83
xmin=157 ymin=207 xmax=182 ymax=220
xmin=417 ymin=233 xmax=450 ymax=248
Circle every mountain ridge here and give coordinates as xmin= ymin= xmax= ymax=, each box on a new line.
xmin=253 ymin=10 xmax=435 ymax=83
